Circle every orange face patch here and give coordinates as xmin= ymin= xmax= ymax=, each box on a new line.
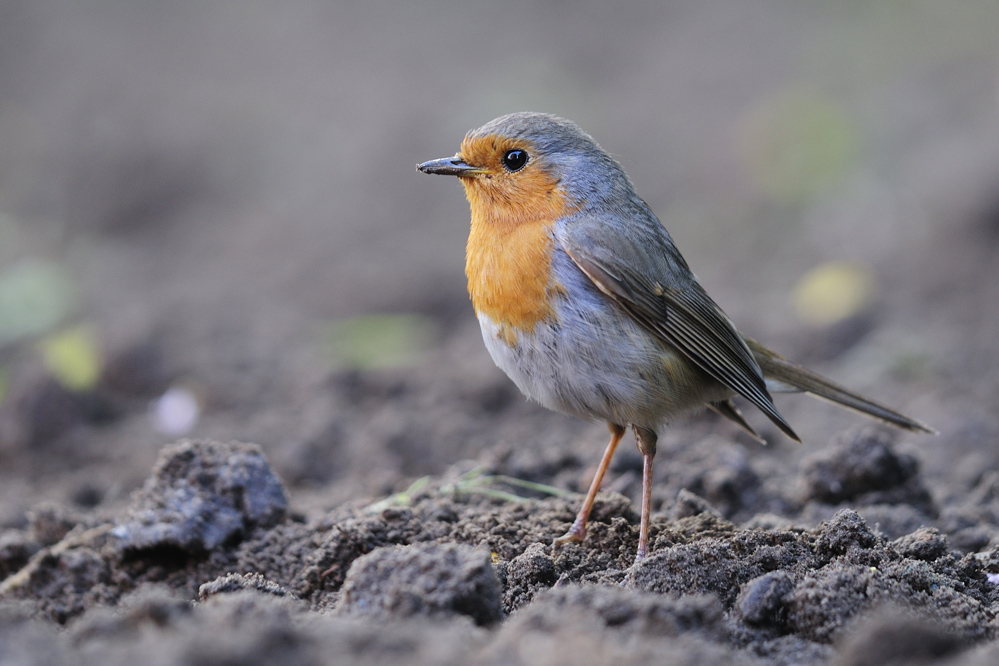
xmin=458 ymin=134 xmax=572 ymax=340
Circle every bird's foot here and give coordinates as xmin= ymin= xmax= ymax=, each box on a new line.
xmin=553 ymin=517 xmax=587 ymax=547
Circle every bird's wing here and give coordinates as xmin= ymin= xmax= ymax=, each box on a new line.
xmin=559 ymin=209 xmax=800 ymax=442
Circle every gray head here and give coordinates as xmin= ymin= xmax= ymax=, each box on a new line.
xmin=418 ymin=112 xmax=635 ymax=210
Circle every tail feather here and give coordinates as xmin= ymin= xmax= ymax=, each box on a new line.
xmin=744 ymin=337 xmax=936 ymax=435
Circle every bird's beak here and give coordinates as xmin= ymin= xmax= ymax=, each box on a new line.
xmin=416 ymin=155 xmax=485 ymax=177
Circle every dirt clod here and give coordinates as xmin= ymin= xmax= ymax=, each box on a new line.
xmin=0 ymin=8 xmax=995 ymax=658
xmin=892 ymin=527 xmax=950 ymax=562
xmin=800 ymin=429 xmax=933 ymax=512
xmin=110 ymin=439 xmax=288 ymax=553
xmin=832 ymin=608 xmax=968 ymax=666
xmin=336 ymin=542 xmax=503 ymax=626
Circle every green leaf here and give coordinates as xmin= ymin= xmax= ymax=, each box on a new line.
xmin=0 ymin=364 xmax=9 ymax=404
xmin=741 ymin=90 xmax=861 ymax=205
xmin=322 ymin=313 xmax=437 ymax=370
xmin=0 ymin=260 xmax=76 ymax=346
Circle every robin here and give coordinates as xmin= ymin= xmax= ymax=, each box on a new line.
xmin=417 ymin=112 xmax=933 ymax=563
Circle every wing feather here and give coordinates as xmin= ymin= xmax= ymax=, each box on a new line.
xmin=560 ymin=210 xmax=800 ymax=442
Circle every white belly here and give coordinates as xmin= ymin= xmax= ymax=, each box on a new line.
xmin=476 ymin=255 xmax=728 ymax=428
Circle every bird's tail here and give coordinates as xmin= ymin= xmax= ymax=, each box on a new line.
xmin=744 ymin=337 xmax=936 ymax=434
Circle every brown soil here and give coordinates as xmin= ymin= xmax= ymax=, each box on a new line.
xmin=2 ymin=3 xmax=999 ymax=665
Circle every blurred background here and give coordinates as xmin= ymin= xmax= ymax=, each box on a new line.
xmin=0 ymin=0 xmax=997 ymax=521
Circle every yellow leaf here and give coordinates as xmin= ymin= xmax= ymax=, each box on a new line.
xmin=793 ymin=262 xmax=875 ymax=326
xmin=37 ymin=325 xmax=102 ymax=391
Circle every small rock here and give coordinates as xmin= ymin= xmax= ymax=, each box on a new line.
xmin=736 ymin=570 xmax=794 ymax=627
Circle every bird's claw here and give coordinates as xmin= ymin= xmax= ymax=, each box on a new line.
xmin=552 ymin=520 xmax=587 ymax=547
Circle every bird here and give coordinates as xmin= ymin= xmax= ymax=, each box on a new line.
xmin=417 ymin=112 xmax=934 ymax=564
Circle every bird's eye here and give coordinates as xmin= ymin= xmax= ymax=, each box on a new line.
xmin=502 ymin=149 xmax=528 ymax=172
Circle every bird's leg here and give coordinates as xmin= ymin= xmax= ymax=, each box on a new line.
xmin=554 ymin=422 xmax=626 ymax=547
xmin=633 ymin=426 xmax=658 ymax=564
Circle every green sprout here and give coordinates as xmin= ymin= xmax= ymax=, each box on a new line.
xmin=440 ymin=466 xmax=575 ymax=503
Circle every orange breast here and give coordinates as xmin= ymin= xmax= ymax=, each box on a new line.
xmin=460 ymin=142 xmax=571 ymax=344
xmin=466 ymin=211 xmax=555 ymax=342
